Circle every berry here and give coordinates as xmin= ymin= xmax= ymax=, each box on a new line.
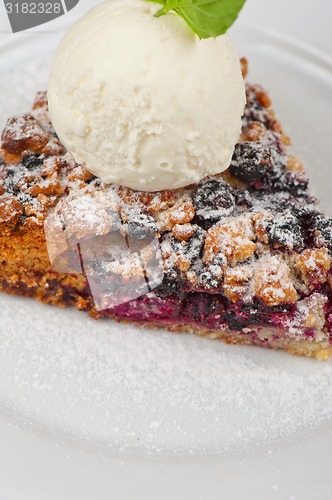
xmin=125 ymin=213 xmax=157 ymax=240
xmin=315 ymin=216 xmax=332 ymax=249
xmin=3 ymin=170 xmax=21 ymax=194
xmin=265 ymin=210 xmax=304 ymax=251
xmin=243 ymin=89 xmax=270 ymax=128
xmin=192 ymin=178 xmax=235 ymax=229
xmin=155 ymin=269 xmax=187 ymax=300
xmin=22 ymin=152 xmax=44 ymax=171
xmin=168 ymin=225 xmax=205 ymax=264
xmin=231 ymin=142 xmax=308 ymax=195
xmin=230 ymin=142 xmax=271 ymax=184
xmin=273 ymin=171 xmax=308 ymax=196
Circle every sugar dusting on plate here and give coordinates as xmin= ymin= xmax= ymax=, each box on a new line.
xmin=1 ymin=294 xmax=332 ymax=456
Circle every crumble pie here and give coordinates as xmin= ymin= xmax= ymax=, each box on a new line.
xmin=1 ymin=60 xmax=332 ymax=359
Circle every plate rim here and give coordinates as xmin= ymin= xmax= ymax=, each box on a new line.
xmin=1 ymin=6 xmax=332 ymax=500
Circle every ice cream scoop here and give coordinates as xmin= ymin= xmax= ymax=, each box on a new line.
xmin=48 ymin=0 xmax=246 ymax=192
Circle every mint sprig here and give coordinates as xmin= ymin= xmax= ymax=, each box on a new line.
xmin=148 ymin=0 xmax=246 ymax=39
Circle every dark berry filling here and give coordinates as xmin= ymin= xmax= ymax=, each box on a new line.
xmin=100 ymin=288 xmax=324 ymax=343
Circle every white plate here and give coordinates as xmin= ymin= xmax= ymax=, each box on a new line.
xmin=1 ymin=1 xmax=332 ymax=499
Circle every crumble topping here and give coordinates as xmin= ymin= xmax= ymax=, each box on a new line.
xmin=203 ymin=215 xmax=256 ymax=266
xmin=223 ymin=264 xmax=254 ymax=303
xmin=253 ymin=255 xmax=298 ymax=307
xmin=1 ymin=66 xmax=332 ymax=315
xmin=295 ymin=248 xmax=331 ymax=289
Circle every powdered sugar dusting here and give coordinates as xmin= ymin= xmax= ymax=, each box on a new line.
xmin=1 ymin=294 xmax=332 ymax=456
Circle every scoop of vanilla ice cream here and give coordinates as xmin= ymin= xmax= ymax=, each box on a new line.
xmin=48 ymin=0 xmax=245 ymax=192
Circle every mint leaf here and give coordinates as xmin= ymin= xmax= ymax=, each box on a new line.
xmin=149 ymin=0 xmax=246 ymax=39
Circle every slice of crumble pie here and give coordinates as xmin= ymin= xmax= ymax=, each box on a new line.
xmin=1 ymin=60 xmax=332 ymax=359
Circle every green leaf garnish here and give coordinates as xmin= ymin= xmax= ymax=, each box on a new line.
xmin=148 ymin=0 xmax=246 ymax=39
